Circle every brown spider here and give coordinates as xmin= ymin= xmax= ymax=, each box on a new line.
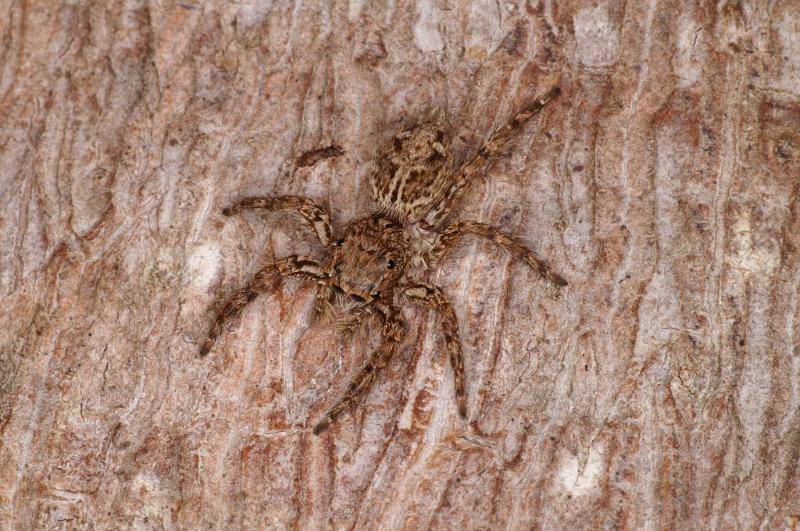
xmin=201 ymin=85 xmax=567 ymax=435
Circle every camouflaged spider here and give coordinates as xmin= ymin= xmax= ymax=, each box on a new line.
xmin=201 ymin=85 xmax=567 ymax=435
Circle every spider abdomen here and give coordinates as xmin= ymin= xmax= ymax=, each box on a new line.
xmin=371 ymin=112 xmax=453 ymax=223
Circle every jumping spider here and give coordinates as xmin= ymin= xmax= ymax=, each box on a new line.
xmin=201 ymin=85 xmax=567 ymax=435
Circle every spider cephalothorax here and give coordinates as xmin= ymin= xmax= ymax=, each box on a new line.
xmin=201 ymin=85 xmax=566 ymax=435
xmin=325 ymin=214 xmax=411 ymax=304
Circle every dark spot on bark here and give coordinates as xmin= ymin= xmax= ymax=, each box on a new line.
xmin=501 ymin=21 xmax=526 ymax=55
xmin=295 ymin=144 xmax=344 ymax=168
xmin=526 ymin=1 xmax=542 ymax=15
xmin=775 ymin=137 xmax=793 ymax=161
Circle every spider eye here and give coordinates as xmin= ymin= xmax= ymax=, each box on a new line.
xmin=335 ymin=238 xmax=344 ymax=247
xmin=386 ymin=259 xmax=396 ymax=270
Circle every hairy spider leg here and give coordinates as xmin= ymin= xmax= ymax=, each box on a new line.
xmin=200 ymin=255 xmax=327 ymax=357
xmin=424 ymin=85 xmax=561 ymax=228
xmin=223 ymin=195 xmax=333 ymax=246
xmin=429 ymin=221 xmax=568 ymax=287
xmin=313 ymin=303 xmax=404 ymax=434
xmin=403 ymin=283 xmax=467 ymax=419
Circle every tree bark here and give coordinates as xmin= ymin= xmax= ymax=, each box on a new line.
xmin=2 ymin=1 xmax=799 ymax=529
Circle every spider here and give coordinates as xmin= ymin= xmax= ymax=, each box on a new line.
xmin=200 ymin=85 xmax=567 ymax=435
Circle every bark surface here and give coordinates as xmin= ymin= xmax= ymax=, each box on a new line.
xmin=1 ymin=1 xmax=799 ymax=529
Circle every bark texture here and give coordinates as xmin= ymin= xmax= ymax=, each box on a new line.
xmin=2 ymin=1 xmax=799 ymax=529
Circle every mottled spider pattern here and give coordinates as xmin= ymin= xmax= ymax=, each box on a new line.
xmin=201 ymin=85 xmax=567 ymax=435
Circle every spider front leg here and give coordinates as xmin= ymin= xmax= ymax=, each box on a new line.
xmin=311 ymin=285 xmax=336 ymax=324
xmin=199 ymin=255 xmax=327 ymax=357
xmin=312 ymin=288 xmax=379 ymax=332
xmin=403 ymin=283 xmax=467 ymax=419
xmin=429 ymin=221 xmax=568 ymax=287
xmin=223 ymin=195 xmax=333 ymax=246
xmin=313 ymin=303 xmax=404 ymax=435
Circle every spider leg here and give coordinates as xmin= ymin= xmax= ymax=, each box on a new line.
xmin=223 ymin=195 xmax=333 ymax=246
xmin=403 ymin=283 xmax=467 ymax=419
xmin=425 ymin=86 xmax=560 ymax=228
xmin=335 ymin=304 xmax=376 ymax=340
xmin=313 ymin=303 xmax=404 ymax=435
xmin=200 ymin=255 xmax=327 ymax=357
xmin=430 ymin=221 xmax=568 ymax=287
xmin=312 ymin=288 xmax=378 ymax=337
xmin=311 ymin=285 xmax=335 ymax=324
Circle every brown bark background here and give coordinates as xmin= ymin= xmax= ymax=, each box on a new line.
xmin=2 ymin=0 xmax=799 ymax=529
